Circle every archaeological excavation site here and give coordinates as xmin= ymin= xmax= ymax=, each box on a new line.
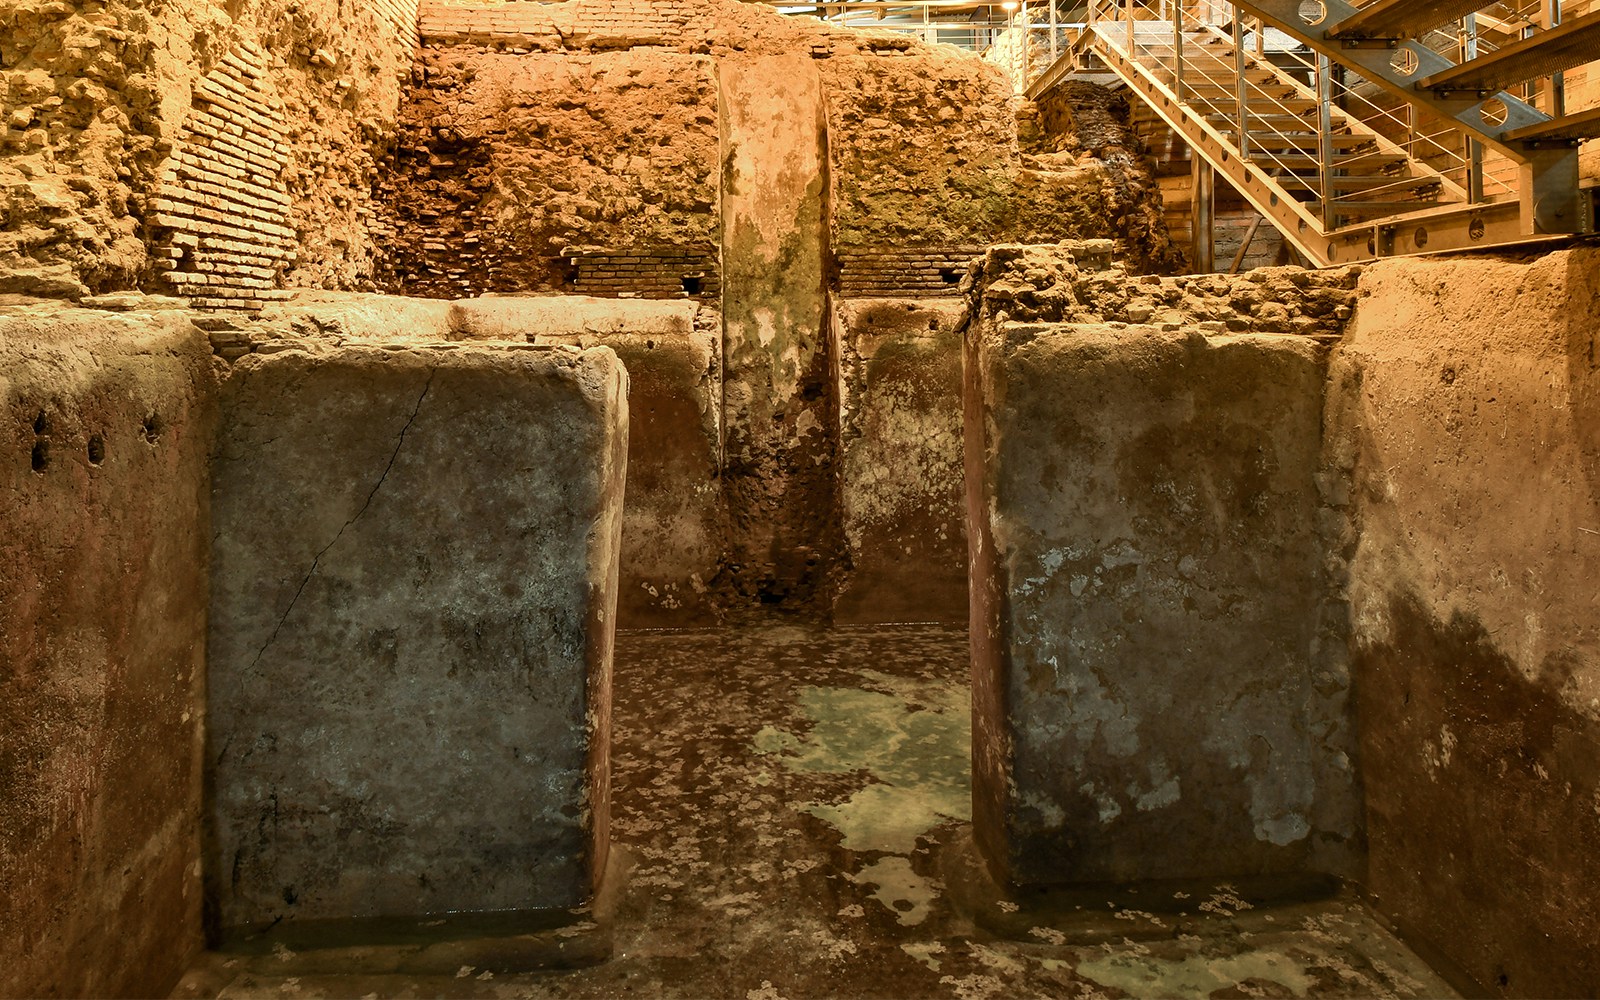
xmin=4 ymin=0 xmax=1600 ymax=996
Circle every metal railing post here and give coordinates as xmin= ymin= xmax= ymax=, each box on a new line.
xmin=1022 ymin=1 xmax=1031 ymax=86
xmin=1316 ymin=52 xmax=1334 ymax=229
xmin=1173 ymin=1 xmax=1186 ymax=103
xmin=1233 ymin=13 xmax=1249 ymax=158
xmin=1461 ymin=14 xmax=1484 ymax=203
xmin=1050 ymin=0 xmax=1059 ymax=66
xmin=1545 ymin=0 xmax=1565 ymax=117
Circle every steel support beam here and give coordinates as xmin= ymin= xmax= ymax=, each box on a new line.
xmin=1084 ymin=22 xmax=1537 ymax=264
xmin=1418 ymin=10 xmax=1600 ymax=96
xmin=1233 ymin=0 xmax=1547 ymax=144
xmin=1328 ymin=0 xmax=1489 ymax=41
xmin=1232 ymin=0 xmax=1584 ymax=234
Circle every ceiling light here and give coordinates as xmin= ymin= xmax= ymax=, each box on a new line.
xmin=1001 ymin=1 xmax=1019 ymax=11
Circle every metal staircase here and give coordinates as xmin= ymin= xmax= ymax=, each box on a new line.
xmin=1031 ymin=0 xmax=1597 ymax=266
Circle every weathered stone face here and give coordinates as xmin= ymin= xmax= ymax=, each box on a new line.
xmin=834 ymin=298 xmax=968 ymax=624
xmin=377 ymin=48 xmax=721 ymax=299
xmin=207 ymin=343 xmax=626 ymax=930
xmin=0 ymin=307 xmax=216 ymax=998
xmin=1329 ymin=248 xmax=1600 ymax=998
xmin=716 ymin=51 xmax=841 ymax=610
xmin=966 ymin=307 xmax=1357 ymax=883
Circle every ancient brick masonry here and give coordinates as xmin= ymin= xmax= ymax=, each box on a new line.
xmin=151 ymin=43 xmax=295 ymax=315
xmin=417 ymin=0 xmax=692 ymax=49
xmin=564 ymin=248 xmax=721 ymax=300
xmin=374 ymin=0 xmax=423 ymax=49
xmin=835 ymin=247 xmax=982 ymax=297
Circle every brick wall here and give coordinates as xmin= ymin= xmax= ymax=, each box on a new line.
xmin=151 ymin=43 xmax=295 ymax=315
xmin=835 ymin=247 xmax=981 ymax=297
xmin=565 ymin=247 xmax=720 ymax=300
xmin=416 ymin=0 xmax=691 ymax=49
xmin=374 ymin=0 xmax=422 ymax=49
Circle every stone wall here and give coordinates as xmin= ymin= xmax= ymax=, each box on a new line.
xmin=376 ymin=47 xmax=720 ymax=298
xmin=823 ymin=47 xmax=1116 ymax=258
xmin=1328 ymin=249 xmax=1600 ymax=998
xmin=964 ymin=244 xmax=1362 ymax=884
xmin=226 ymin=291 xmax=723 ymax=628
xmin=0 ymin=306 xmax=216 ymax=997
xmin=0 ymin=0 xmax=417 ymax=301
xmin=834 ymin=298 xmax=968 ymax=624
xmin=207 ymin=342 xmax=627 ymax=929
xmin=1031 ymin=82 xmax=1186 ymax=275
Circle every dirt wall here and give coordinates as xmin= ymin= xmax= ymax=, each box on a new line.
xmin=1329 ymin=248 xmax=1600 ymax=998
xmin=376 ymin=48 xmax=720 ymax=298
xmin=0 ymin=305 xmax=216 ymax=997
xmin=0 ymin=0 xmax=416 ymax=300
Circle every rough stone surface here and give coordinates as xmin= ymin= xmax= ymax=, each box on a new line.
xmin=822 ymin=48 xmax=1112 ymax=253
xmin=377 ymin=49 xmax=720 ymax=298
xmin=0 ymin=0 xmax=416 ymax=295
xmin=1328 ymin=248 xmax=1600 ymax=998
xmin=1028 ymin=82 xmax=1186 ymax=275
xmin=834 ymin=298 xmax=968 ymax=625
xmin=207 ymin=343 xmax=626 ymax=930
xmin=967 ymin=243 xmax=1360 ymax=337
xmin=965 ymin=310 xmax=1358 ymax=884
xmin=0 ymin=306 xmax=216 ymax=997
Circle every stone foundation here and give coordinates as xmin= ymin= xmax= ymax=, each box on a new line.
xmin=206 ymin=343 xmax=626 ymax=929
xmin=0 ymin=307 xmax=217 ymax=997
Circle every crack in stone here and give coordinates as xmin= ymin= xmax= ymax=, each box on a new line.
xmin=247 ymin=369 xmax=437 ymax=673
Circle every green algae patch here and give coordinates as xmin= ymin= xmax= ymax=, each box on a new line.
xmin=751 ymin=670 xmax=970 ymax=853
xmin=1076 ymin=951 xmax=1316 ymax=999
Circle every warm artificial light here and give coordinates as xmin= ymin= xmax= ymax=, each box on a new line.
xmin=1001 ymin=1 xmax=1019 ymax=10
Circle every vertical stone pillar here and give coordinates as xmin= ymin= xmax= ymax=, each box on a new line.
xmin=717 ymin=53 xmax=840 ymax=608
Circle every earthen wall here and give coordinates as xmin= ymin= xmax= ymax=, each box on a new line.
xmin=1329 ymin=249 xmax=1600 ymax=998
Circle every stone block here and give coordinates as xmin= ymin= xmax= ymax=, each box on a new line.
xmin=834 ymin=298 xmax=967 ymax=624
xmin=447 ymin=295 xmax=722 ymax=626
xmin=966 ymin=318 xmax=1352 ymax=884
xmin=0 ymin=306 xmax=216 ymax=997
xmin=207 ymin=343 xmax=627 ymax=931
xmin=449 ymin=295 xmax=698 ymax=342
xmin=1331 ymin=249 xmax=1600 ymax=998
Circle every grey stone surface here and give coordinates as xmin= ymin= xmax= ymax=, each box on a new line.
xmin=834 ymin=298 xmax=968 ymax=624
xmin=0 ymin=306 xmax=216 ymax=998
xmin=966 ymin=316 xmax=1356 ymax=885
xmin=207 ymin=343 xmax=627 ymax=930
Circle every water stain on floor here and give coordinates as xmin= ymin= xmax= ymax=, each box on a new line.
xmin=176 ymin=623 xmax=1458 ymax=999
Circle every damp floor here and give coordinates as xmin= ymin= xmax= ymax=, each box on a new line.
xmin=178 ymin=623 xmax=1459 ymax=1000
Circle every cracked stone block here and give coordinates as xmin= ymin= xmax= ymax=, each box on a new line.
xmin=207 ymin=343 xmax=627 ymax=932
xmin=965 ymin=317 xmax=1356 ymax=885
xmin=833 ymin=298 xmax=967 ymax=624
xmin=0 ymin=306 xmax=216 ymax=998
